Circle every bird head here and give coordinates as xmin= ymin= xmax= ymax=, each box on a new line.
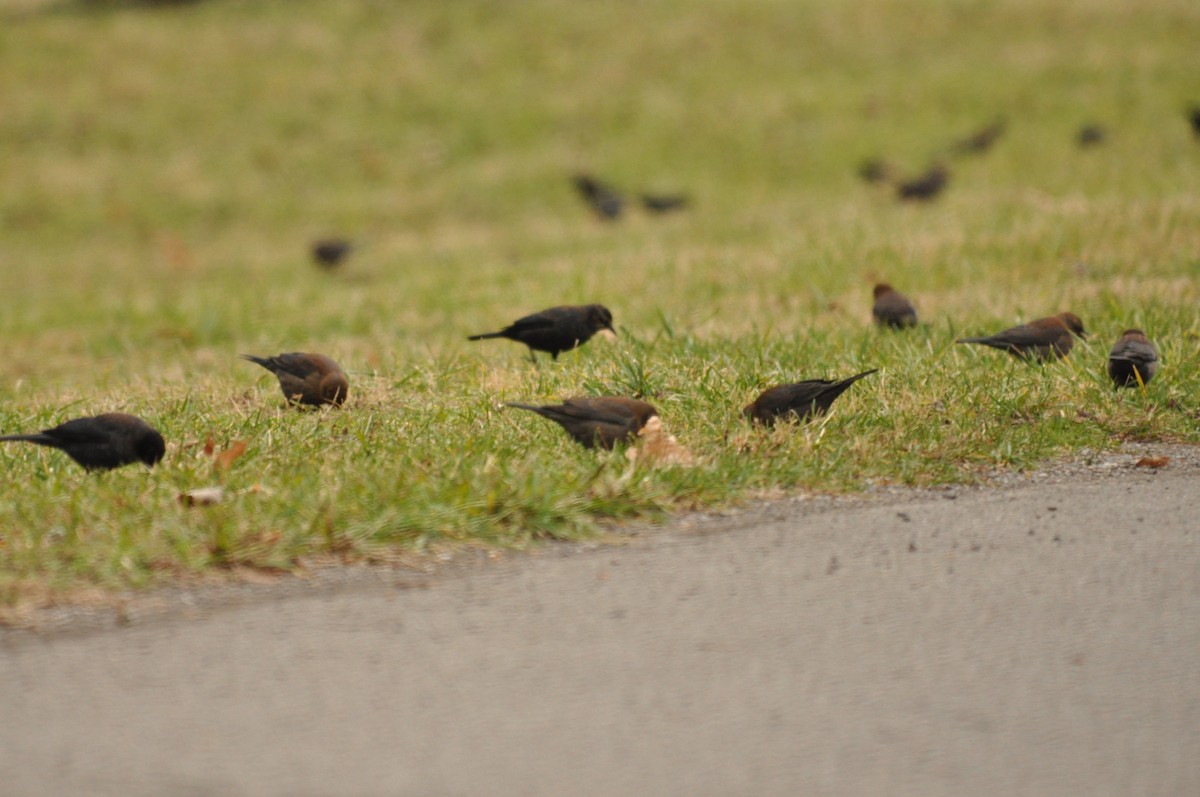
xmin=1058 ymin=312 xmax=1086 ymax=338
xmin=872 ymin=283 xmax=895 ymax=298
xmin=136 ymin=429 xmax=167 ymax=467
xmin=587 ymin=304 xmax=615 ymax=333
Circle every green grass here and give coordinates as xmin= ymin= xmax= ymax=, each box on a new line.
xmin=1 ymin=0 xmax=1198 ymax=609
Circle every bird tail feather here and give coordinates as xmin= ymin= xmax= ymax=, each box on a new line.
xmin=0 ymin=434 xmax=56 ymax=445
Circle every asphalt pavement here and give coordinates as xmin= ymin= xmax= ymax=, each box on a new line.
xmin=2 ymin=447 xmax=1198 ymax=796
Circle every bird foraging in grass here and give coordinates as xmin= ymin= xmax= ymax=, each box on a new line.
xmin=950 ymin=119 xmax=1006 ymax=156
xmin=1107 ymin=329 xmax=1159 ymax=388
xmin=1076 ymin=124 xmax=1107 ymax=148
xmin=896 ymin=164 xmax=949 ymax=201
xmin=1188 ymin=106 xmax=1200 ymax=139
xmin=640 ymin=193 xmax=689 ymax=213
xmin=571 ymin=174 xmax=624 ymax=220
xmin=0 ymin=413 xmax=165 ymax=471
xmin=743 ymin=370 xmax=878 ymax=426
xmin=241 ymin=352 xmax=349 ymax=407
xmin=506 ymin=396 xmax=658 ymax=449
xmin=956 ymin=312 xmax=1086 ymax=362
xmin=311 ymin=238 xmax=354 ymax=270
xmin=872 ymin=283 xmax=918 ymax=329
xmin=468 ymin=304 xmax=614 ymax=362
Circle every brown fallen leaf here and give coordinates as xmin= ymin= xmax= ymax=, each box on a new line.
xmin=1134 ymin=456 xmax=1169 ymax=469
xmin=178 ymin=487 xmax=226 ymax=507
xmin=214 ymin=440 xmax=247 ymax=471
xmin=202 ymin=434 xmax=216 ymax=458
xmin=625 ymin=416 xmax=694 ymax=466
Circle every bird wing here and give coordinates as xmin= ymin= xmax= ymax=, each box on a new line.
xmin=504 ymin=311 xmax=562 ymax=335
xmin=264 ymin=353 xmax=323 ymax=379
xmin=1109 ymin=340 xmax=1158 ymax=362
xmin=38 ymin=417 xmax=117 ymax=445
xmin=556 ymin=398 xmax=641 ymax=426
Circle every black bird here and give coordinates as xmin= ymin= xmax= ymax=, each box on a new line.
xmin=897 ymin=164 xmax=949 ymax=201
xmin=640 ymin=193 xmax=689 ymax=213
xmin=571 ymin=174 xmax=624 ymax=220
xmin=506 ymin=396 xmax=659 ymax=449
xmin=311 ymin=238 xmax=353 ymax=270
xmin=951 ymin=119 xmax=1006 ymax=156
xmin=0 ymin=413 xmax=165 ymax=471
xmin=956 ymin=312 xmax=1087 ymax=362
xmin=743 ymin=370 xmax=878 ymax=426
xmin=241 ymin=352 xmax=349 ymax=407
xmin=1107 ymin=329 xmax=1159 ymax=388
xmin=872 ymin=283 xmax=918 ymax=329
xmin=468 ymin=304 xmax=614 ymax=362
xmin=1077 ymin=124 xmax=1107 ymax=148
xmin=1188 ymin=106 xmax=1200 ymax=139
xmin=858 ymin=157 xmax=898 ymax=184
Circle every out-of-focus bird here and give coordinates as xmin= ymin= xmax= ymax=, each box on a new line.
xmin=640 ymin=193 xmax=689 ymax=213
xmin=241 ymin=352 xmax=349 ymax=407
xmin=1076 ymin=124 xmax=1107 ymax=148
xmin=468 ymin=304 xmax=614 ymax=362
xmin=956 ymin=312 xmax=1087 ymax=362
xmin=858 ymin=157 xmax=899 ymax=184
xmin=872 ymin=283 xmax=918 ymax=329
xmin=311 ymin=238 xmax=353 ymax=270
xmin=951 ymin=119 xmax=1006 ymax=156
xmin=506 ymin=396 xmax=659 ymax=449
xmin=1187 ymin=106 xmax=1200 ymax=139
xmin=0 ymin=413 xmax=165 ymax=471
xmin=897 ymin=164 xmax=949 ymax=201
xmin=1107 ymin=329 xmax=1159 ymax=388
xmin=743 ymin=369 xmax=878 ymax=426
xmin=571 ymin=174 xmax=624 ymax=220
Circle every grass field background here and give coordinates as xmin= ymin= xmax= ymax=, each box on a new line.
xmin=1 ymin=0 xmax=1198 ymax=608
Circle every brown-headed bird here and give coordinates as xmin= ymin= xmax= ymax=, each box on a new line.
xmin=311 ymin=238 xmax=353 ymax=270
xmin=1107 ymin=329 xmax=1159 ymax=388
xmin=241 ymin=352 xmax=349 ymax=407
xmin=897 ymin=164 xmax=949 ymax=201
xmin=743 ymin=369 xmax=878 ymax=426
xmin=872 ymin=283 xmax=918 ymax=329
xmin=571 ymin=174 xmax=624 ymax=220
xmin=468 ymin=304 xmax=614 ymax=362
xmin=0 ymin=413 xmax=165 ymax=471
xmin=956 ymin=312 xmax=1086 ymax=362
xmin=506 ymin=396 xmax=658 ymax=449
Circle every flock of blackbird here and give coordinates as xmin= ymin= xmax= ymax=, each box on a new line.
xmin=3 ymin=109 xmax=1192 ymax=473
xmin=0 ymin=289 xmax=1159 ymax=472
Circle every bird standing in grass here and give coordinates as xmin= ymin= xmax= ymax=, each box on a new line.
xmin=468 ymin=304 xmax=614 ymax=362
xmin=571 ymin=174 xmax=624 ymax=220
xmin=951 ymin=119 xmax=1006 ymax=156
xmin=506 ymin=396 xmax=659 ymax=449
xmin=640 ymin=193 xmax=689 ymax=213
xmin=1077 ymin=124 xmax=1107 ymax=148
xmin=311 ymin=238 xmax=354 ymax=270
xmin=241 ymin=352 xmax=349 ymax=407
xmin=897 ymin=164 xmax=949 ymax=201
xmin=858 ymin=157 xmax=898 ymax=184
xmin=1107 ymin=329 xmax=1159 ymax=388
xmin=1188 ymin=106 xmax=1200 ymax=139
xmin=872 ymin=283 xmax=918 ymax=329
xmin=743 ymin=370 xmax=878 ymax=426
xmin=0 ymin=413 xmax=165 ymax=471
xmin=956 ymin=312 xmax=1086 ymax=362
